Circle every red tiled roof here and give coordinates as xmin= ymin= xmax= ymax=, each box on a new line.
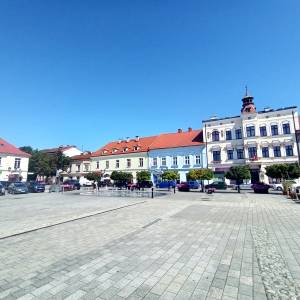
xmin=71 ymin=153 xmax=91 ymax=160
xmin=149 ymin=129 xmax=204 ymax=150
xmin=92 ymin=129 xmax=204 ymax=157
xmin=92 ymin=136 xmax=157 ymax=157
xmin=0 ymin=138 xmax=31 ymax=158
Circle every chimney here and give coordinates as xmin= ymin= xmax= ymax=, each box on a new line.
xmin=188 ymin=127 xmax=192 ymax=132
xmin=135 ymin=136 xmax=140 ymax=141
xmin=126 ymin=137 xmax=130 ymax=142
xmin=178 ymin=129 xmax=182 ymax=133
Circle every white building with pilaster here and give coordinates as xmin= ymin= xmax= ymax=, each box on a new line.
xmin=202 ymin=91 xmax=299 ymax=183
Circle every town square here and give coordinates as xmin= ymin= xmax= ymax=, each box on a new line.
xmin=1 ymin=1 xmax=300 ymax=299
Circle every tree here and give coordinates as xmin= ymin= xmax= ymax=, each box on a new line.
xmin=136 ymin=171 xmax=151 ymax=183
xmin=266 ymin=163 xmax=300 ymax=194
xmin=225 ymin=166 xmax=251 ymax=193
xmin=161 ymin=170 xmax=179 ymax=181
xmin=85 ymin=172 xmax=102 ymax=182
xmin=186 ymin=169 xmax=214 ymax=191
xmin=266 ymin=163 xmax=300 ymax=181
xmin=110 ymin=171 xmax=133 ymax=188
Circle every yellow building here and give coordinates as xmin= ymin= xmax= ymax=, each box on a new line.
xmin=91 ymin=136 xmax=156 ymax=182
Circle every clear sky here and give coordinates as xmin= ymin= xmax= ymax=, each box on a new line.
xmin=1 ymin=0 xmax=300 ymax=151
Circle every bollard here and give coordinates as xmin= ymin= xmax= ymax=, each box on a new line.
xmin=151 ymin=187 xmax=154 ymax=199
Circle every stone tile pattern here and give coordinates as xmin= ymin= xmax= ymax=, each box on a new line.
xmin=0 ymin=191 xmax=299 ymax=299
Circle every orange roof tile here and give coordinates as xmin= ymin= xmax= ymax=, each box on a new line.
xmin=71 ymin=153 xmax=91 ymax=160
xmin=92 ymin=136 xmax=157 ymax=157
xmin=149 ymin=129 xmax=204 ymax=150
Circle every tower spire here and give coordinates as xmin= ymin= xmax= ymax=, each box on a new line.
xmin=241 ymin=87 xmax=256 ymax=114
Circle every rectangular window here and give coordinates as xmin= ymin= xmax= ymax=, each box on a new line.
xmin=271 ymin=125 xmax=279 ymax=136
xmin=96 ymin=161 xmax=100 ymax=169
xmin=273 ymin=146 xmax=281 ymax=157
xmin=153 ymin=158 xmax=157 ymax=167
xmin=286 ymin=145 xmax=293 ymax=157
xmin=248 ymin=147 xmax=257 ymax=159
xmin=139 ymin=158 xmax=143 ymax=167
xmin=127 ymin=159 xmax=131 ymax=168
xmin=260 ymin=126 xmax=267 ymax=137
xmin=235 ymin=129 xmax=242 ymax=139
xmin=185 ymin=156 xmax=190 ymax=165
xmin=195 ymin=155 xmax=201 ymax=165
xmin=173 ymin=156 xmax=177 ymax=166
xmin=116 ymin=160 xmax=120 ymax=168
xmin=227 ymin=150 xmax=234 ymax=160
xmin=161 ymin=157 xmax=166 ymax=166
xmin=246 ymin=126 xmax=255 ymax=137
xmin=226 ymin=130 xmax=232 ymax=140
xmin=237 ymin=149 xmax=244 ymax=159
xmin=283 ymin=123 xmax=291 ymax=135
xmin=84 ymin=164 xmax=89 ymax=172
xmin=14 ymin=158 xmax=21 ymax=169
xmin=262 ymin=147 xmax=269 ymax=158
xmin=212 ymin=131 xmax=220 ymax=142
xmin=106 ymin=160 xmax=109 ymax=169
xmin=77 ymin=164 xmax=80 ymax=172
xmin=213 ymin=151 xmax=221 ymax=162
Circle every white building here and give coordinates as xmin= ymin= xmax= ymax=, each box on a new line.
xmin=41 ymin=145 xmax=82 ymax=158
xmin=0 ymin=138 xmax=31 ymax=182
xmin=202 ymin=92 xmax=299 ymax=183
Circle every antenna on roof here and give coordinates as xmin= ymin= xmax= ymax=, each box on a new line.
xmin=245 ymin=85 xmax=248 ymax=96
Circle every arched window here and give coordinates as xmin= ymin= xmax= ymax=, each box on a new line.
xmin=212 ymin=131 xmax=220 ymax=142
xmin=282 ymin=122 xmax=291 ymax=135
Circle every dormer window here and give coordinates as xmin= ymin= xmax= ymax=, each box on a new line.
xmin=123 ymin=147 xmax=128 ymax=152
xmin=103 ymin=150 xmax=108 ymax=154
xmin=113 ymin=148 xmax=118 ymax=153
xmin=133 ymin=146 xmax=140 ymax=151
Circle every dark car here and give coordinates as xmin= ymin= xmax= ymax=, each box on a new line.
xmin=8 ymin=182 xmax=29 ymax=194
xmin=63 ymin=180 xmax=81 ymax=190
xmin=156 ymin=181 xmax=176 ymax=189
xmin=0 ymin=183 xmax=5 ymax=196
xmin=27 ymin=182 xmax=45 ymax=193
xmin=0 ymin=181 xmax=9 ymax=190
xmin=252 ymin=182 xmax=271 ymax=194
xmin=138 ymin=181 xmax=153 ymax=189
xmin=177 ymin=182 xmax=190 ymax=192
xmin=187 ymin=181 xmax=200 ymax=189
xmin=205 ymin=182 xmax=227 ymax=190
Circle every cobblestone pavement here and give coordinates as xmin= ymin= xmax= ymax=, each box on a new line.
xmin=1 ymin=191 xmax=300 ymax=299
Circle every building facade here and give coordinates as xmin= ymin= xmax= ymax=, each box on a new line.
xmin=203 ymin=92 xmax=299 ymax=183
xmin=41 ymin=145 xmax=82 ymax=157
xmin=91 ymin=136 xmax=156 ymax=182
xmin=0 ymin=138 xmax=31 ymax=182
xmin=148 ymin=128 xmax=206 ymax=183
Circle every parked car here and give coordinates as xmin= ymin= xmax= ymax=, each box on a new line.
xmin=0 ymin=181 xmax=10 ymax=190
xmin=233 ymin=183 xmax=253 ymax=190
xmin=7 ymin=182 xmax=29 ymax=194
xmin=63 ymin=180 xmax=80 ymax=190
xmin=156 ymin=181 xmax=176 ymax=189
xmin=205 ymin=182 xmax=227 ymax=190
xmin=62 ymin=182 xmax=74 ymax=191
xmin=0 ymin=183 xmax=5 ymax=196
xmin=138 ymin=180 xmax=153 ymax=189
xmin=272 ymin=181 xmax=300 ymax=192
xmin=187 ymin=181 xmax=200 ymax=189
xmin=252 ymin=182 xmax=271 ymax=194
xmin=177 ymin=182 xmax=190 ymax=192
xmin=27 ymin=182 xmax=45 ymax=193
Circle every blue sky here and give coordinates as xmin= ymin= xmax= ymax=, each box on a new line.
xmin=1 ymin=0 xmax=300 ymax=151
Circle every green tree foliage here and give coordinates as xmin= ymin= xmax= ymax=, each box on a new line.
xmin=19 ymin=146 xmax=71 ymax=179
xmin=225 ymin=166 xmax=251 ymax=193
xmin=85 ymin=172 xmax=102 ymax=182
xmin=110 ymin=171 xmax=133 ymax=187
xmin=136 ymin=171 xmax=151 ymax=183
xmin=266 ymin=163 xmax=300 ymax=180
xmin=161 ymin=170 xmax=179 ymax=181
xmin=187 ymin=169 xmax=214 ymax=181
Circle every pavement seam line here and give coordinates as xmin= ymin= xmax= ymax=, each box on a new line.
xmin=0 ymin=201 xmax=147 ymax=240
